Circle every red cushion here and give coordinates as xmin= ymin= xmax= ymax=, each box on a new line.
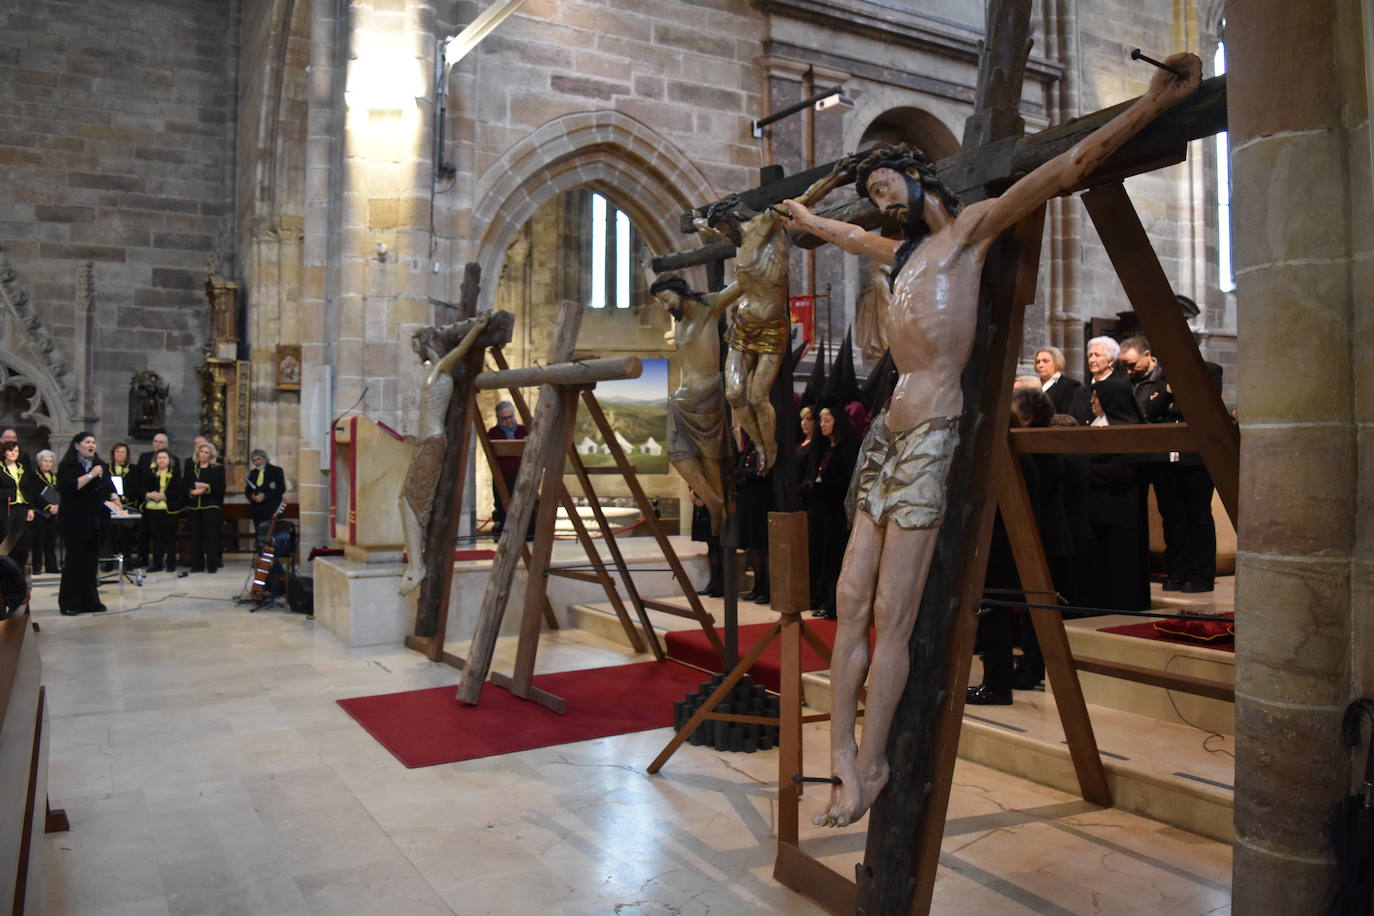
xmin=1153 ymin=612 xmax=1234 ymax=644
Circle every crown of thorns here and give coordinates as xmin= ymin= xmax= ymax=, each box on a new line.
xmin=649 ymin=274 xmax=706 ymax=302
xmin=702 ymin=194 xmax=751 ymax=227
xmin=853 ymin=143 xmax=963 ymax=214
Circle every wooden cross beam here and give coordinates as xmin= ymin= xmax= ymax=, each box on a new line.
xmin=650 ymin=75 xmax=1226 ymax=271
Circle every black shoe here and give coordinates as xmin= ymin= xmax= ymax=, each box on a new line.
xmin=811 ymin=609 xmax=837 ymax=620
xmin=59 ymin=608 xmax=81 ymax=616
xmin=189 ymin=567 xmax=204 ymax=573
xmin=1011 ymin=671 xmax=1043 ymax=691
xmin=754 ymin=592 xmax=770 ymax=605
xmin=707 ymin=586 xmax=723 ymax=598
xmin=966 ymin=684 xmax=1013 ymax=706
xmin=206 ymin=568 xmax=218 ymax=574
xmin=146 ymin=565 xmax=164 ymax=573
xmin=1180 ymin=581 xmax=1214 ymax=593
xmin=93 ymin=605 xmax=107 ymax=613
xmin=1161 ymin=579 xmax=1184 ymax=591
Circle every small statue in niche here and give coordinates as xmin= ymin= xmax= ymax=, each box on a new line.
xmin=129 ymin=369 xmax=169 ymax=439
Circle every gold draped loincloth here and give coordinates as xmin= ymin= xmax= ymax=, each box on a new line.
xmin=668 ymin=379 xmax=728 ymax=461
xmin=724 ymin=307 xmax=788 ymax=356
xmin=850 ymin=413 xmax=960 ymax=530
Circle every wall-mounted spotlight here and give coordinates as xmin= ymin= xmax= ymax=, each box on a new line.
xmin=751 ymin=86 xmax=851 ymax=139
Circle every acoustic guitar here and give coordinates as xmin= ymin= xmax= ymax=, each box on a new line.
xmin=249 ymin=501 xmax=288 ymax=602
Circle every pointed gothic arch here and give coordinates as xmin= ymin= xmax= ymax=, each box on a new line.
xmin=471 ymin=110 xmax=718 ymax=309
xmin=0 ymin=245 xmax=83 ymax=442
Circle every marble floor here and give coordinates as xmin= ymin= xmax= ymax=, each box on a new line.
xmin=36 ymin=560 xmax=1232 ymax=915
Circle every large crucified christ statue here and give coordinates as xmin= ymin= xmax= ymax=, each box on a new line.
xmin=779 ymin=51 xmax=1201 ymax=828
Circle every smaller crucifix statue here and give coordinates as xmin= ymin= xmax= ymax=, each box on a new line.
xmin=692 ymin=168 xmax=847 ymax=475
xmin=649 ymin=273 xmax=733 ymax=535
xmin=397 ymin=312 xmax=510 ymax=596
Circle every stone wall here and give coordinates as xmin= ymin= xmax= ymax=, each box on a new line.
xmin=0 ymin=0 xmax=240 ymax=448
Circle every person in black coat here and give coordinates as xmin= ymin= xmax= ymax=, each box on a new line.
xmin=1086 ymin=378 xmax=1151 ymax=613
xmin=29 ymin=449 xmax=60 ymax=575
xmin=134 ymin=433 xmax=178 ymax=567
xmin=1034 ymin=346 xmax=1083 ymax=416
xmin=140 ymin=449 xmax=185 ymax=572
xmin=1154 ymin=361 xmax=1224 ymax=592
xmin=0 ymin=440 xmax=40 ymax=568
xmin=1069 ymin=336 xmax=1126 ymax=424
xmin=183 ymin=441 xmax=225 ymax=573
xmin=245 ymin=448 xmax=287 ymax=548
xmin=734 ymin=431 xmax=773 ymax=603
xmin=804 ymin=404 xmax=859 ymax=620
xmin=57 ymin=431 xmax=117 ymax=615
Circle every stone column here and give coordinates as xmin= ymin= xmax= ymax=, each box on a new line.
xmin=1229 ymin=0 xmax=1370 ymax=910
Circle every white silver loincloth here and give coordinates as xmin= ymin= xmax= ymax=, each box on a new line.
xmin=849 ymin=412 xmax=961 ymax=530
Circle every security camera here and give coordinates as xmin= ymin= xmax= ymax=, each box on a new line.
xmin=815 ymin=93 xmax=855 ymax=114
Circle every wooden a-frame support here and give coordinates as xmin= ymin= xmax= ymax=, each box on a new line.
xmin=441 ymin=301 xmax=721 ymax=713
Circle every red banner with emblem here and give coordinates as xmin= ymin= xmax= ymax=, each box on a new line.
xmin=789 ymin=295 xmax=815 ymax=358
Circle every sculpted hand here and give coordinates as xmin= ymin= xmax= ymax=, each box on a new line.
xmin=778 ymin=199 xmax=812 ymax=225
xmin=1147 ymin=53 xmax=1201 ymax=105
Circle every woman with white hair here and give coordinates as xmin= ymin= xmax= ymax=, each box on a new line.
xmin=1033 ymin=345 xmax=1082 ymax=415
xmin=30 ymin=448 xmax=60 ymax=574
xmin=1069 ymin=336 xmax=1124 ymax=424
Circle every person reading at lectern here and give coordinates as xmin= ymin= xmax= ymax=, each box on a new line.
xmin=779 ymin=51 xmax=1201 ymax=828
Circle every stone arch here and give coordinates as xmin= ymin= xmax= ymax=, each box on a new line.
xmin=471 ymin=110 xmax=718 ymax=308
xmin=857 ymin=105 xmax=962 ymax=160
xmin=843 ymin=89 xmax=965 ymax=161
xmin=0 ymin=246 xmax=81 ymax=442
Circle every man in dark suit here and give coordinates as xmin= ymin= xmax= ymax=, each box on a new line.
xmin=245 ymin=448 xmax=287 ymax=547
xmin=486 ymin=401 xmax=527 ymax=538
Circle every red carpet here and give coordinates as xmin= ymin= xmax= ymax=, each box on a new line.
xmin=337 ymin=661 xmax=707 ymax=768
xmin=1098 ymin=620 xmax=1235 ymax=652
xmin=664 ymin=620 xmax=846 ymax=692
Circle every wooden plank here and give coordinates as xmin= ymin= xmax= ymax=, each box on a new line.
xmin=1073 ymin=655 xmax=1236 ymax=702
xmin=475 ymin=356 xmax=641 ymax=390
xmin=775 ymin=842 xmax=856 ymax=916
xmin=789 ymin=75 xmax=1226 ymax=250
xmin=994 ymin=437 xmax=1112 ymax=805
xmin=471 ymin=410 xmax=559 ymax=632
xmin=561 ymin=432 xmax=663 ymax=660
xmin=506 ymin=386 xmax=581 ymax=708
xmin=457 ymin=301 xmax=583 ymax=705
xmin=546 ymin=568 xmax=603 ymax=584
xmin=488 ymin=670 xmax=566 ymax=715
xmin=1010 ymin=423 xmax=1200 ymax=453
xmin=14 ymin=684 xmax=45 ymax=916
xmin=770 ymin=512 xmax=808 ymax=848
xmin=860 ymin=209 xmax=1048 ymax=916
xmin=490 ymin=348 xmax=662 ymax=660
xmin=582 ymin=391 xmax=725 ymax=657
xmin=1082 ymin=183 xmax=1240 ymax=524
xmin=646 ymin=619 xmax=782 ymax=773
